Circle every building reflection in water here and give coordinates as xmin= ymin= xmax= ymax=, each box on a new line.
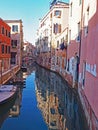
xmin=8 ymin=64 xmax=36 ymax=118
xmin=8 ymin=69 xmax=27 ymax=117
xmin=35 ymin=65 xmax=88 ymax=130
xmin=9 ymin=86 xmax=22 ymax=117
xmin=0 ymin=89 xmax=23 ymax=128
xmin=0 ymin=99 xmax=14 ymax=128
xmin=0 ymin=70 xmax=25 ymax=127
xmin=0 ymin=63 xmax=36 ymax=128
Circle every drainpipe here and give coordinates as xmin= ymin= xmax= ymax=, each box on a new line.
xmin=79 ymin=0 xmax=84 ymax=62
xmin=0 ymin=59 xmax=2 ymax=87
xmin=50 ymin=13 xmax=53 ymax=69
xmin=77 ymin=0 xmax=84 ymax=86
xmin=66 ymin=27 xmax=68 ymax=69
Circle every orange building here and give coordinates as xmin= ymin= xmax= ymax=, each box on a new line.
xmin=0 ymin=18 xmax=11 ymax=75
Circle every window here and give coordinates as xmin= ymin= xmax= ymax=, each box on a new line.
xmin=2 ymin=45 xmax=4 ymax=53
xmin=54 ymin=10 xmax=61 ymax=17
xmin=84 ymin=7 xmax=89 ymax=36
xmin=12 ymin=25 xmax=18 ymax=32
xmin=53 ymin=23 xmax=61 ymax=34
xmin=76 ymin=22 xmax=81 ymax=42
xmin=5 ymin=45 xmax=7 ymax=53
xmin=2 ymin=27 xmax=4 ymax=34
xmin=57 ymin=40 xmax=59 ymax=48
xmin=6 ymin=29 xmax=7 ymax=36
xmin=69 ymin=30 xmax=71 ymax=43
xmin=11 ymin=40 xmax=17 ymax=47
xmin=8 ymin=46 xmax=10 ymax=53
xmin=79 ymin=0 xmax=82 ymax=5
xmin=8 ymin=32 xmax=10 ymax=37
xmin=70 ymin=3 xmax=72 ymax=16
xmin=55 ymin=24 xmax=58 ymax=33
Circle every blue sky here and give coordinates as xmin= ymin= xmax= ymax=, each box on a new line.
xmin=0 ymin=0 xmax=69 ymax=45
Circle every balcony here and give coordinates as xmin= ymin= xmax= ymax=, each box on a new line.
xmin=59 ymin=42 xmax=67 ymax=50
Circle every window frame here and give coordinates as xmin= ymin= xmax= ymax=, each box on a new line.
xmin=1 ymin=27 xmax=5 ymax=34
xmin=2 ymin=44 xmax=5 ymax=53
xmin=54 ymin=10 xmax=61 ymax=18
xmin=12 ymin=25 xmax=18 ymax=32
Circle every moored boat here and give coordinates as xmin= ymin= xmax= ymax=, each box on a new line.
xmin=21 ymin=66 xmax=27 ymax=72
xmin=0 ymin=85 xmax=17 ymax=104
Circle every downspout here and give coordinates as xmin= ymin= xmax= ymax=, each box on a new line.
xmin=66 ymin=27 xmax=68 ymax=69
xmin=79 ymin=0 xmax=84 ymax=63
xmin=0 ymin=59 xmax=2 ymax=87
xmin=75 ymin=0 xmax=84 ymax=89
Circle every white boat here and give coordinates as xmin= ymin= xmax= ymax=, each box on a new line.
xmin=0 ymin=85 xmax=17 ymax=104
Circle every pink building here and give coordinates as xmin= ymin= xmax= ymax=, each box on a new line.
xmin=78 ymin=1 xmax=98 ymax=130
xmin=66 ymin=0 xmax=98 ymax=129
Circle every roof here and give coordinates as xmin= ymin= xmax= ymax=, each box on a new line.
xmin=40 ymin=1 xmax=69 ymax=23
xmin=50 ymin=0 xmax=69 ymax=9
xmin=0 ymin=18 xmax=11 ymax=28
xmin=4 ymin=19 xmax=23 ymax=23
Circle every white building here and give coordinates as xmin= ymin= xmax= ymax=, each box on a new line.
xmin=36 ymin=1 xmax=69 ymax=53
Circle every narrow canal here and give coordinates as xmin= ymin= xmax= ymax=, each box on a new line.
xmin=0 ymin=65 xmax=89 ymax=130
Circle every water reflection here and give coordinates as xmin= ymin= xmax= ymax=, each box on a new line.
xmin=0 ymin=64 xmax=88 ymax=130
xmin=9 ymin=87 xmax=22 ymax=117
xmin=0 ymin=69 xmax=26 ymax=128
xmin=0 ymin=97 xmax=15 ymax=128
xmin=0 ymin=64 xmax=47 ymax=130
xmin=0 ymin=84 xmax=23 ymax=128
xmin=35 ymin=65 xmax=88 ymax=130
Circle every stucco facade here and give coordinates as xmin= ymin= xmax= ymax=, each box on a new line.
xmin=78 ymin=0 xmax=98 ymax=129
xmin=36 ymin=1 xmax=98 ymax=129
xmin=5 ymin=20 xmax=23 ymax=68
xmin=0 ymin=18 xmax=11 ymax=77
xmin=36 ymin=1 xmax=69 ymax=71
xmin=36 ymin=1 xmax=69 ymax=53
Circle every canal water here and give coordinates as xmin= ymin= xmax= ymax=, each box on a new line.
xmin=0 ymin=65 xmax=88 ymax=130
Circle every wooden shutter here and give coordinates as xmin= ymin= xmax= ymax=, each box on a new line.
xmin=58 ymin=24 xmax=61 ymax=33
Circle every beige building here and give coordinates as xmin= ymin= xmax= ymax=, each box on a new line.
xmin=5 ymin=20 xmax=23 ymax=68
